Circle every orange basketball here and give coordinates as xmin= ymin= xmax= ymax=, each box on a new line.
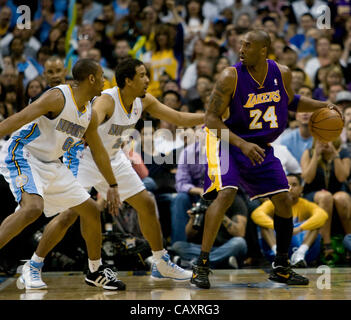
xmin=308 ymin=108 xmax=344 ymax=143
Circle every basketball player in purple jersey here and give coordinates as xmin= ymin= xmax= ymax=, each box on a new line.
xmin=191 ymin=30 xmax=342 ymax=288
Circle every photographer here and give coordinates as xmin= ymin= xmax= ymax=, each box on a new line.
xmin=172 ymin=193 xmax=248 ymax=269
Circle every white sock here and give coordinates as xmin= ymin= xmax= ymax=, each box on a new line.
xmin=31 ymin=252 xmax=44 ymax=263
xmin=152 ymin=249 xmax=166 ymax=261
xmin=297 ymin=244 xmax=309 ymax=256
xmin=271 ymin=245 xmax=277 ymax=255
xmin=88 ymin=259 xmax=102 ymax=273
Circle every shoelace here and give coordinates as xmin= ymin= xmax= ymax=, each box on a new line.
xmin=30 ymin=265 xmax=41 ymax=280
xmin=167 ymin=259 xmax=185 ymax=273
xmin=162 ymin=254 xmax=185 ymax=274
xmin=102 ymin=267 xmax=119 ymax=282
xmin=195 ymin=265 xmax=212 ymax=280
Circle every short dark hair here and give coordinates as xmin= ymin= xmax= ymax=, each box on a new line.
xmin=301 ymin=12 xmax=314 ymax=20
xmin=72 ymin=59 xmax=99 ymax=82
xmin=163 ymin=90 xmax=181 ymax=102
xmin=287 ymin=173 xmax=302 ymax=185
xmin=115 ymin=58 xmax=144 ymax=88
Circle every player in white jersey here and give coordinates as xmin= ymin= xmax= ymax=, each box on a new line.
xmin=0 ymin=59 xmax=124 ymax=291
xmin=27 ymin=58 xmax=205 ymax=286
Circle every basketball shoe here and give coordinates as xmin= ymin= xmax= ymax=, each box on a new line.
xmin=17 ymin=260 xmax=47 ymax=290
xmin=269 ymin=262 xmax=309 ymax=285
xmin=190 ymin=264 xmax=212 ymax=289
xmin=151 ymin=253 xmax=192 ymax=281
xmin=85 ymin=265 xmax=126 ymax=290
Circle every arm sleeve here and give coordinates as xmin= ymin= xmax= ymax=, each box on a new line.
xmin=251 ymin=200 xmax=275 ymax=229
xmin=298 ymin=199 xmax=328 ymax=230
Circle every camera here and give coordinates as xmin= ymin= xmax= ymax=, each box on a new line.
xmin=190 ymin=198 xmax=210 ymax=230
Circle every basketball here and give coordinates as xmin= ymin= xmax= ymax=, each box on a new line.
xmin=308 ymin=108 xmax=344 ymax=143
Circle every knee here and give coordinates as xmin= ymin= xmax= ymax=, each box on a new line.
xmin=22 ymin=201 xmax=44 ymax=222
xmin=315 ymin=191 xmax=333 ymax=206
xmin=56 ymin=210 xmax=78 ymax=229
xmin=333 ymin=192 xmax=350 ymax=209
xmin=139 ymin=192 xmax=157 ymax=215
xmin=216 ymin=188 xmax=236 ymax=209
xmin=232 ymin=237 xmax=247 ymax=251
xmin=271 ymin=192 xmax=293 ymax=217
xmin=272 ymin=192 xmax=292 ymax=207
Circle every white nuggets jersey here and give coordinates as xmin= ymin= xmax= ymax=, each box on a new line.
xmin=97 ymin=86 xmax=143 ymax=157
xmin=63 ymin=86 xmax=145 ymax=202
xmin=6 ymin=84 xmax=92 ymax=162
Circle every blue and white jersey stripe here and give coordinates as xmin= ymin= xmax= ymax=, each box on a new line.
xmin=5 ymin=123 xmax=40 ymax=201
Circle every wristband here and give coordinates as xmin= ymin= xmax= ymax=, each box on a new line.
xmin=288 ymin=94 xmax=301 ymax=112
xmin=110 ymin=183 xmax=118 ymax=188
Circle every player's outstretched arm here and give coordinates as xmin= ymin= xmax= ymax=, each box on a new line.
xmin=0 ymin=89 xmax=64 ymax=139
xmin=279 ymin=64 xmax=342 ymax=116
xmin=142 ymin=93 xmax=204 ymax=127
xmin=84 ymin=109 xmax=121 ymax=215
xmin=206 ymin=67 xmax=265 ymax=165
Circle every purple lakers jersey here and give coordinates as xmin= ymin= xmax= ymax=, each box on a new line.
xmin=224 ymin=59 xmax=289 ymax=144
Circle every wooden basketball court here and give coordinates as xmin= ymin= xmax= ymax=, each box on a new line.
xmin=0 ymin=267 xmax=350 ymax=300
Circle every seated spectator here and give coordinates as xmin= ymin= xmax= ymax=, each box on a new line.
xmin=213 ymin=55 xmax=230 ymax=81
xmin=301 ymin=138 xmax=351 ymax=260
xmin=281 ymin=45 xmax=299 ymax=69
xmin=291 ymin=67 xmax=307 ymax=93
xmin=298 ymin=84 xmax=313 ymax=99
xmin=170 ymin=125 xmax=206 ymax=244
xmin=327 ymin=83 xmax=344 ymax=104
xmin=183 ymin=0 xmax=210 ymax=54
xmin=304 ymin=36 xmax=331 ymax=84
xmin=279 ymin=111 xmax=313 ymax=163
xmin=186 ymin=74 xmax=213 ymax=112
xmin=171 ymin=193 xmax=248 ymax=269
xmin=339 ymin=92 xmax=351 ymax=143
xmin=313 ymin=65 xmax=344 ymax=101
xmin=87 ymin=47 xmax=116 ymax=90
xmin=252 ymin=174 xmax=328 ymax=267
xmin=289 ymin=13 xmax=315 ymax=52
xmin=24 ymin=78 xmax=44 ymax=105
xmin=142 ymin=23 xmax=182 ymax=98
xmin=162 ymin=90 xmax=182 ymax=111
xmin=336 ymin=90 xmax=351 ymax=112
xmin=8 ymin=36 xmax=41 ymax=86
xmin=220 ymin=25 xmax=239 ymax=65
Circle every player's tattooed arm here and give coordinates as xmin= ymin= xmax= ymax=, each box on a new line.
xmin=206 ymin=68 xmax=245 ymax=146
xmin=206 ymin=67 xmax=235 ymax=117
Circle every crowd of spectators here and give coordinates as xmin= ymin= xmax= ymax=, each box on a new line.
xmin=1 ymin=0 xmax=351 ymax=272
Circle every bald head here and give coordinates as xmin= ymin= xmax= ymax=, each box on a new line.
xmin=247 ymin=30 xmax=271 ymax=52
xmin=239 ymin=29 xmax=272 ymax=66
xmin=44 ymin=57 xmax=66 ymax=87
